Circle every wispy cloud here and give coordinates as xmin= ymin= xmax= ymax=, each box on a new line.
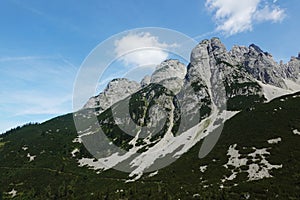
xmin=205 ymin=0 xmax=286 ymax=36
xmin=0 ymin=55 xmax=77 ymax=133
xmin=0 ymin=56 xmax=55 ymax=62
xmin=59 ymin=56 xmax=78 ymax=70
xmin=253 ymin=4 xmax=285 ymax=22
xmin=12 ymin=93 xmax=72 ymax=116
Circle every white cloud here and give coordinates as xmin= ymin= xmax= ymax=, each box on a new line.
xmin=206 ymin=0 xmax=286 ymax=35
xmin=114 ymin=32 xmax=177 ymax=67
xmin=253 ymin=5 xmax=285 ymax=22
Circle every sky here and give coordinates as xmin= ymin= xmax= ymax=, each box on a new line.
xmin=0 ymin=0 xmax=299 ymax=133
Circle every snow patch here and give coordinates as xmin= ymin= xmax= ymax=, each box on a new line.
xmin=115 ymin=189 xmax=124 ymax=193
xmin=293 ymin=129 xmax=300 ymax=135
xmin=27 ymin=153 xmax=36 ymax=162
xmin=224 ymin=144 xmax=247 ymax=168
xmin=258 ymin=81 xmax=295 ymax=102
xmin=284 ymin=79 xmax=300 ymax=91
xmin=199 ymin=165 xmax=207 ymax=173
xmin=78 ymin=158 xmax=106 ymax=172
xmin=22 ymin=146 xmax=28 ymax=151
xmin=126 ymin=109 xmax=216 ymax=181
xmin=71 ymin=148 xmax=80 ymax=157
xmin=77 ymin=109 xmax=239 ymax=181
xmin=72 ymin=137 xmax=82 ymax=143
xmin=148 ymin=170 xmax=158 ymax=177
xmin=224 ymin=144 xmax=282 ymax=181
xmin=8 ymin=188 xmax=17 ymax=198
xmin=292 ymin=95 xmax=300 ymax=98
xmin=247 ymin=147 xmax=282 ymax=181
xmin=78 ymin=146 xmax=139 ymax=173
xmin=226 ymin=172 xmax=237 ymax=181
xmin=267 ymin=137 xmax=281 ymax=144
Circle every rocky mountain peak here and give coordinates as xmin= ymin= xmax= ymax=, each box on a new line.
xmin=210 ymin=37 xmax=227 ymax=55
xmin=150 ymin=59 xmax=186 ymax=83
xmin=84 ymin=59 xmax=188 ymax=110
xmin=150 ymin=59 xmax=187 ymax=94
xmin=84 ymin=38 xmax=300 ymax=112
xmin=83 ymin=78 xmax=140 ymax=111
xmin=78 ymin=37 xmax=300 ymax=182
xmin=229 ymin=45 xmax=249 ymax=63
xmin=249 ymin=44 xmax=264 ymax=54
xmin=191 ymin=37 xmax=227 ymax=59
xmin=188 ymin=37 xmax=236 ymax=84
xmin=140 ymin=75 xmax=151 ymax=87
xmin=105 ymin=78 xmax=139 ymax=93
xmin=284 ymin=55 xmax=300 ymax=81
xmin=188 ymin=40 xmax=211 ymax=84
xmin=243 ymin=44 xmax=288 ymax=88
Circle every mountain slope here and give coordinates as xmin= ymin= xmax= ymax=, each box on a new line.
xmin=0 ymin=92 xmax=300 ymax=199
xmin=1 ymin=38 xmax=300 ymax=199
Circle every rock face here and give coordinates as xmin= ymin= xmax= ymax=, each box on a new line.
xmin=84 ymin=38 xmax=300 ymax=113
xmin=150 ymin=59 xmax=186 ymax=83
xmin=140 ymin=75 xmax=151 ymax=87
xmin=187 ymin=38 xmax=265 ymax=111
xmin=229 ymin=43 xmax=300 ymax=88
xmin=84 ymin=59 xmax=188 ymax=112
xmin=283 ymin=56 xmax=300 ymax=81
xmin=229 ymin=45 xmax=249 ymax=63
xmin=150 ymin=59 xmax=187 ymax=94
xmin=243 ymin=44 xmax=287 ymax=88
xmin=82 ymin=37 xmax=299 ymax=143
xmin=83 ymin=78 xmax=140 ymax=112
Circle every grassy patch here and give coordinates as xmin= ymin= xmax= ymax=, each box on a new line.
xmin=0 ymin=142 xmax=6 ymax=148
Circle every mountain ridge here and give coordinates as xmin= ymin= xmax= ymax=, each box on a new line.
xmin=1 ymin=38 xmax=300 ymax=199
xmin=73 ymin=37 xmax=300 ymax=181
xmin=84 ymin=38 xmax=300 ymax=113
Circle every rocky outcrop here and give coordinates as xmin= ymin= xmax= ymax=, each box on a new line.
xmin=150 ymin=59 xmax=187 ymax=94
xmin=151 ymin=59 xmax=186 ymax=83
xmin=83 ymin=78 xmax=140 ymax=111
xmin=187 ymin=38 xmax=265 ymax=111
xmin=229 ymin=43 xmax=300 ymax=89
xmin=242 ymin=44 xmax=287 ymax=88
xmin=84 ymin=38 xmax=299 ymax=113
xmin=229 ymin=45 xmax=249 ymax=63
xmin=84 ymin=59 xmax=188 ymax=111
xmin=283 ymin=55 xmax=300 ymax=82
xmin=140 ymin=75 xmax=151 ymax=87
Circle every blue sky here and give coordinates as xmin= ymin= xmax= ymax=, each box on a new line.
xmin=0 ymin=0 xmax=299 ymax=133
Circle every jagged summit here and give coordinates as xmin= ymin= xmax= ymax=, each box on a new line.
xmin=84 ymin=37 xmax=300 ymax=111
xmin=84 ymin=59 xmax=187 ymax=110
xmin=249 ymin=43 xmax=264 ymax=54
xmin=83 ymin=78 xmax=140 ymax=111
xmin=150 ymin=59 xmax=187 ymax=94
xmin=140 ymin=75 xmax=151 ymax=87
xmin=150 ymin=59 xmax=186 ymax=83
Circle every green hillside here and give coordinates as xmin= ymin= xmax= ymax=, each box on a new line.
xmin=0 ymin=92 xmax=300 ymax=199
